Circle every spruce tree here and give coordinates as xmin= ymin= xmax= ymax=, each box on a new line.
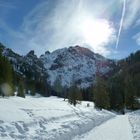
xmin=0 ymin=55 xmax=14 ymax=96
xmin=93 ymin=76 xmax=110 ymax=109
xmin=68 ymin=84 xmax=82 ymax=106
xmin=108 ymin=74 xmax=125 ymax=112
xmin=124 ymin=75 xmax=137 ymax=109
xmin=53 ymin=77 xmax=62 ymax=96
xmin=17 ymin=81 xmax=25 ymax=98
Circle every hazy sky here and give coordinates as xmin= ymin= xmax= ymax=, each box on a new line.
xmin=0 ymin=0 xmax=140 ymax=59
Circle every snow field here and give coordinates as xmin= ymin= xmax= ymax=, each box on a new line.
xmin=0 ymin=96 xmax=115 ymax=140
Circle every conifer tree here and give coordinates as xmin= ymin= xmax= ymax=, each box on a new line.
xmin=53 ymin=77 xmax=62 ymax=96
xmin=124 ymin=75 xmax=138 ymax=109
xmin=0 ymin=55 xmax=14 ymax=96
xmin=93 ymin=76 xmax=110 ymax=109
xmin=17 ymin=81 xmax=25 ymax=98
xmin=68 ymin=82 xmax=82 ymax=106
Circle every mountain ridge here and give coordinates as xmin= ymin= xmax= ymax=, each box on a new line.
xmin=0 ymin=43 xmax=115 ymax=88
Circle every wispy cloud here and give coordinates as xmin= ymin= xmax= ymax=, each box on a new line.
xmin=135 ymin=19 xmax=140 ymax=27
xmin=121 ymin=0 xmax=140 ymax=49
xmin=123 ymin=0 xmax=140 ymax=29
xmin=133 ymin=33 xmax=140 ymax=46
xmin=15 ymin=0 xmax=117 ymax=56
xmin=0 ymin=0 xmax=125 ymax=57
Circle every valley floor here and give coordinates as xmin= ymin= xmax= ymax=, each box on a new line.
xmin=0 ymin=96 xmax=139 ymax=140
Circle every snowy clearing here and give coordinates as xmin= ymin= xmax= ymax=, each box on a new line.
xmin=0 ymin=96 xmax=115 ymax=140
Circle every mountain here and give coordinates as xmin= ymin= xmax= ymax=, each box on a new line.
xmin=40 ymin=45 xmax=115 ymax=88
xmin=0 ymin=43 xmax=47 ymax=81
xmin=0 ymin=43 xmax=115 ymax=88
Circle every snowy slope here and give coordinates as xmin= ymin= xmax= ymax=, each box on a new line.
xmin=40 ymin=45 xmax=114 ymax=88
xmin=0 ymin=96 xmax=115 ymax=140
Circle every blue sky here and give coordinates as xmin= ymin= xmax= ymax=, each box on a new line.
xmin=0 ymin=0 xmax=140 ymax=59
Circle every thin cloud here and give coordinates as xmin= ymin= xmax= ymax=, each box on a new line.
xmin=115 ymin=0 xmax=126 ymax=49
xmin=135 ymin=19 xmax=140 ymax=27
xmin=123 ymin=0 xmax=140 ymax=29
xmin=133 ymin=33 xmax=140 ymax=46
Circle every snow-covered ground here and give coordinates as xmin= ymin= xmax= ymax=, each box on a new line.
xmin=73 ymin=115 xmax=134 ymax=140
xmin=128 ymin=110 xmax=140 ymax=140
xmin=0 ymin=96 xmax=115 ymax=140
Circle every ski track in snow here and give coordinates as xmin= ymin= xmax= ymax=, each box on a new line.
xmin=74 ymin=115 xmax=134 ymax=140
xmin=0 ymin=96 xmax=115 ymax=140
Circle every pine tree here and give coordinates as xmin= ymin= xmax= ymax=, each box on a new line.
xmin=68 ymin=84 xmax=82 ymax=106
xmin=0 ymin=55 xmax=14 ymax=96
xmin=93 ymin=76 xmax=110 ymax=109
xmin=17 ymin=81 xmax=25 ymax=98
xmin=108 ymin=74 xmax=125 ymax=112
xmin=53 ymin=76 xmax=62 ymax=96
xmin=124 ymin=75 xmax=138 ymax=109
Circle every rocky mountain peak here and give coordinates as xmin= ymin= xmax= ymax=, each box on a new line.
xmin=41 ymin=45 xmax=114 ymax=88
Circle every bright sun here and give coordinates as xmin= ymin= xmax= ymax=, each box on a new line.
xmin=78 ymin=17 xmax=114 ymax=48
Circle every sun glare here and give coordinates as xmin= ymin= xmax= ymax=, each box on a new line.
xmin=78 ymin=17 xmax=114 ymax=48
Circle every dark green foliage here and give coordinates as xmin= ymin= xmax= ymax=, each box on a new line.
xmin=124 ymin=75 xmax=139 ymax=109
xmin=63 ymin=86 xmax=68 ymax=100
xmin=68 ymin=85 xmax=82 ymax=106
xmin=108 ymin=74 xmax=125 ymax=111
xmin=108 ymin=50 xmax=140 ymax=111
xmin=35 ymin=80 xmax=50 ymax=97
xmin=17 ymin=81 xmax=25 ymax=98
xmin=133 ymin=74 xmax=140 ymax=97
xmin=53 ymin=77 xmax=63 ymax=96
xmin=93 ymin=76 xmax=110 ymax=110
xmin=0 ymin=53 xmax=14 ymax=96
xmin=81 ymin=87 xmax=93 ymax=101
